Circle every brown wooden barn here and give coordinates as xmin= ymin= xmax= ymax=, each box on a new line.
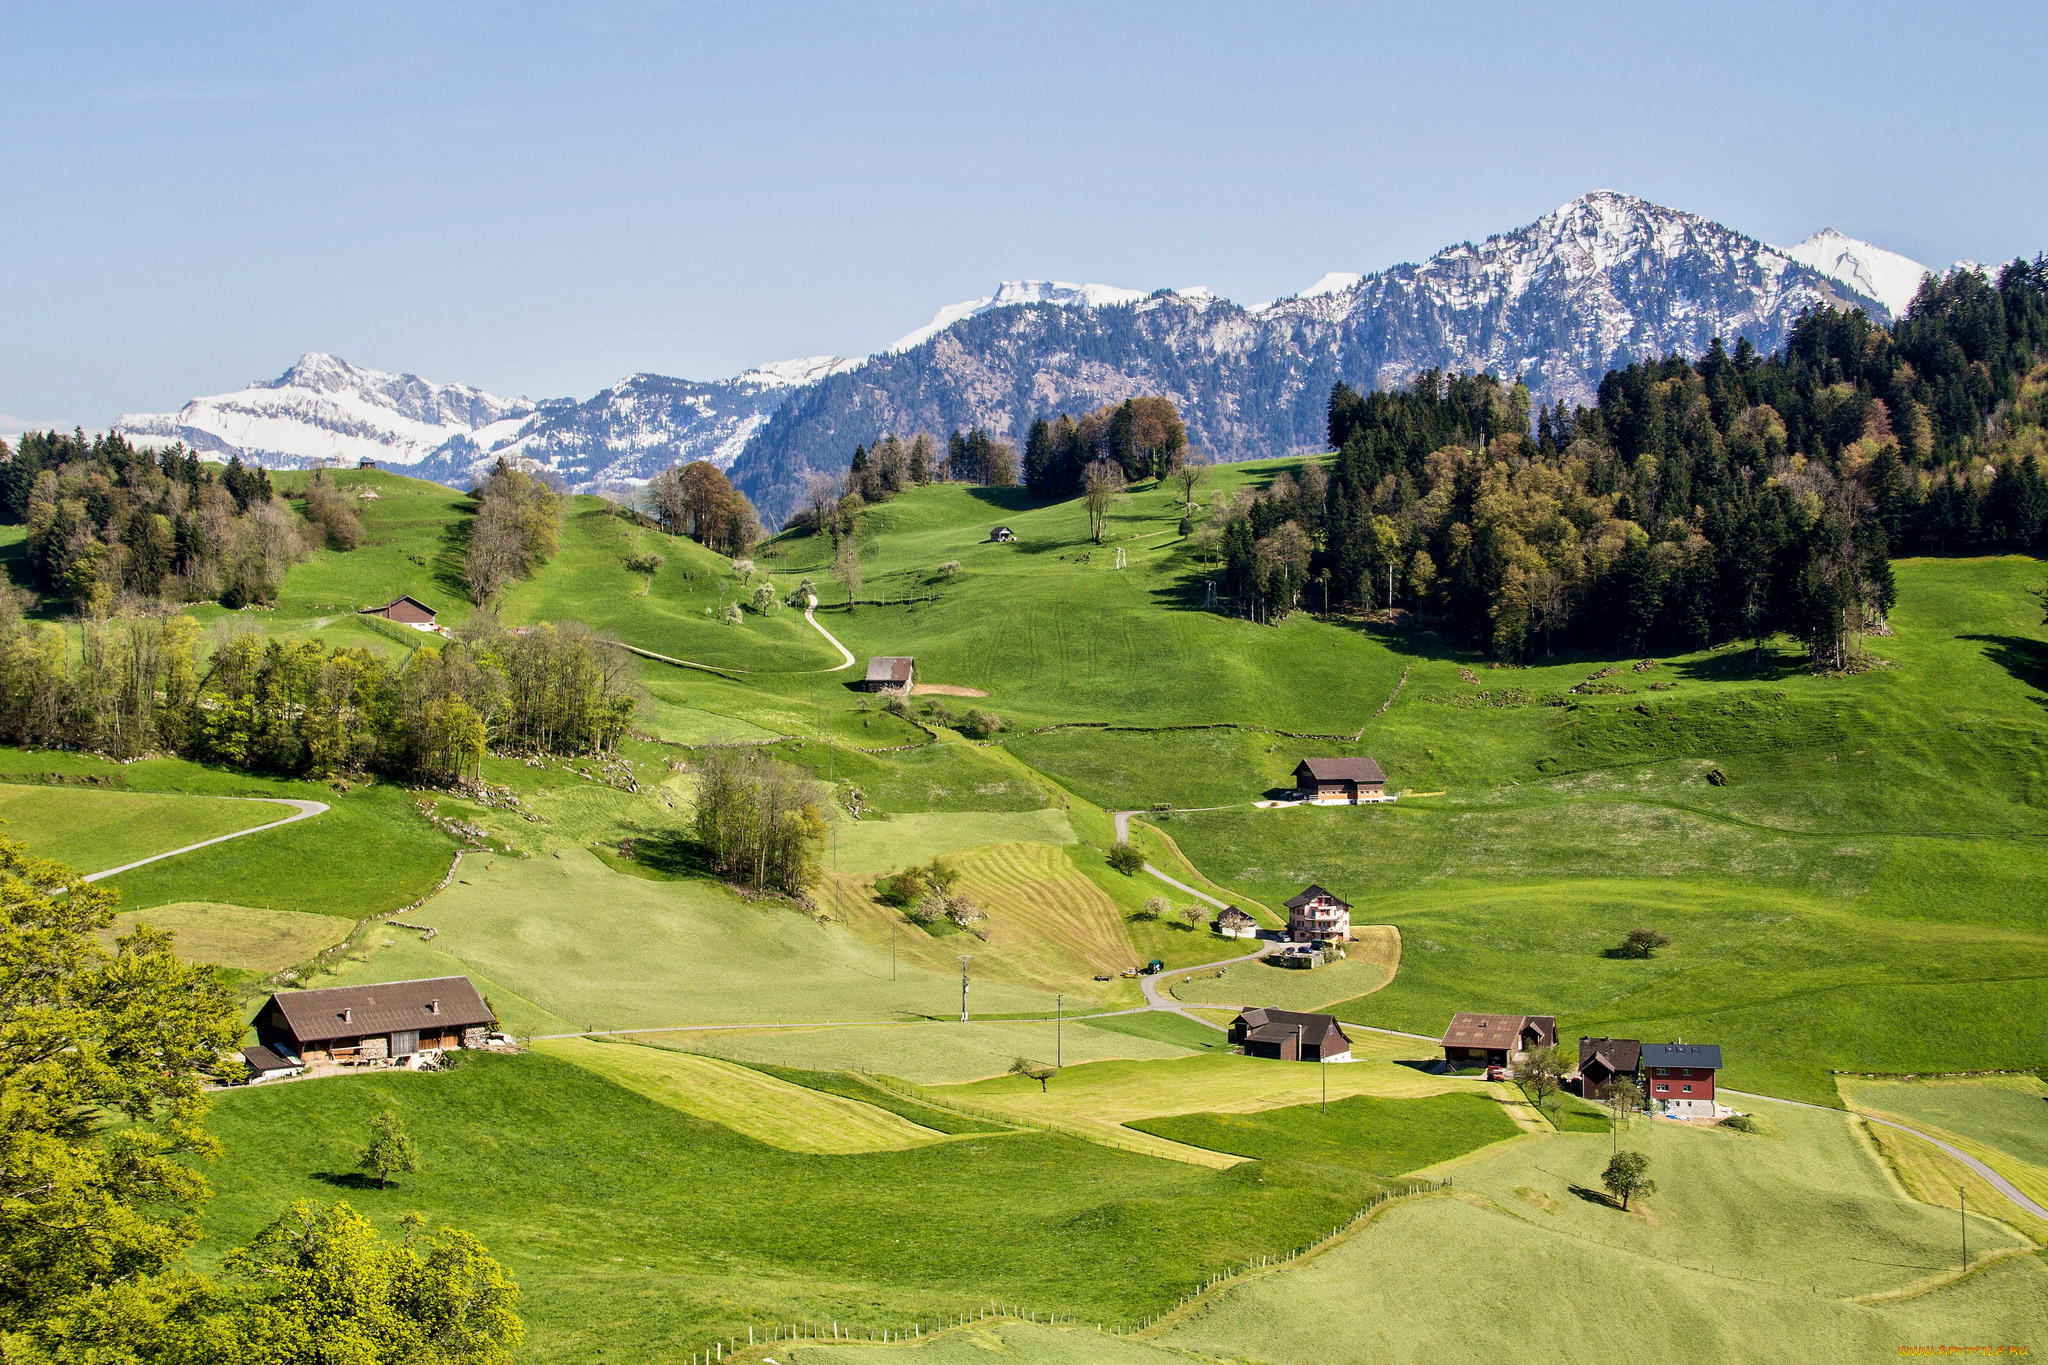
xmin=1439 ymin=1012 xmax=1558 ymax=1068
xmin=255 ymin=976 xmax=492 ymax=1065
xmin=1576 ymin=1036 xmax=1642 ymax=1099
xmin=1230 ymin=1007 xmax=1353 ymax=1062
xmin=1292 ymin=756 xmax=1387 ymax=803
xmin=358 ymin=595 xmax=438 ymax=629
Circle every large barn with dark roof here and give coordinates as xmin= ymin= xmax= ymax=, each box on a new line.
xmin=255 ymin=976 xmax=493 ymax=1066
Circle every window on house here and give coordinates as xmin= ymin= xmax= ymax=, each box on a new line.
xmin=1682 ymin=1084 xmax=1692 ymax=1093
xmin=1655 ymin=1067 xmax=1667 ymax=1075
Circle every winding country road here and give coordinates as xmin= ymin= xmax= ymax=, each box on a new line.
xmin=1720 ymin=1087 xmax=2048 ymax=1223
xmin=83 ymin=797 xmax=330 ymax=883
xmin=620 ymin=594 xmax=857 ymax=678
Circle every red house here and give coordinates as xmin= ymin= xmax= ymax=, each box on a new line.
xmin=1641 ymin=1042 xmax=1722 ymax=1119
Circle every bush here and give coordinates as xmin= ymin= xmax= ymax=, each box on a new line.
xmin=1608 ymin=926 xmax=1670 ymax=959
xmin=624 ymin=551 xmax=663 ymax=575
xmin=937 ymin=560 xmax=961 ymax=578
xmin=958 ymin=708 xmax=1005 ymax=740
xmin=1719 ymin=1114 xmax=1759 ymax=1134
xmin=1107 ymin=844 xmax=1145 ymax=876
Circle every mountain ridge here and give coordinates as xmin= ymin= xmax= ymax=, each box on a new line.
xmin=115 ymin=190 xmax=1926 ymax=522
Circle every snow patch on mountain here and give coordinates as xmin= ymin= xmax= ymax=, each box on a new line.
xmin=888 ymin=280 xmax=1149 ymax=352
xmin=1786 ymin=228 xmax=1932 ymax=319
xmin=116 ymin=353 xmax=537 ymax=469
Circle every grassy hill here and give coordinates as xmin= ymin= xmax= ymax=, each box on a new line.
xmin=6 ymin=460 xmax=2046 ymax=1360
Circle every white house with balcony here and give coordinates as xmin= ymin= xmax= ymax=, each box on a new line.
xmin=1285 ymin=884 xmax=1351 ymax=943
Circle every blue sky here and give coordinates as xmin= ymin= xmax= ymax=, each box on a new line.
xmin=5 ymin=0 xmax=2044 ymax=430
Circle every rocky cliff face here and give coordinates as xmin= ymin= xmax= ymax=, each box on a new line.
xmin=725 ymin=191 xmax=1877 ymax=523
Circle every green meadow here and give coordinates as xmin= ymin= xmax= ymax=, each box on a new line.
xmin=4 ymin=463 xmax=2043 ymax=1359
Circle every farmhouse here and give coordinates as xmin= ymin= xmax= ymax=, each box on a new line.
xmin=1292 ymin=756 xmax=1387 ymax=803
xmin=1642 ymin=1042 xmax=1723 ymax=1119
xmin=1284 ymin=884 xmax=1351 ymax=943
xmin=255 ymin=975 xmax=493 ymax=1065
xmin=1440 ymin=1012 xmax=1558 ymax=1069
xmin=862 ymin=656 xmax=916 ymax=691
xmin=359 ymin=595 xmax=438 ymax=630
xmin=1214 ymin=905 xmax=1259 ymax=939
xmin=357 ymin=457 xmax=378 ymax=469
xmin=1230 ymin=1007 xmax=1352 ymax=1062
xmin=1576 ymin=1036 xmax=1642 ymax=1099
xmin=990 ymin=525 xmax=1016 ymax=542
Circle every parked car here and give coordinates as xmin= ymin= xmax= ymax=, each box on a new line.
xmin=1483 ymin=1066 xmax=1508 ymax=1082
xmin=1141 ymin=959 xmax=1165 ymax=975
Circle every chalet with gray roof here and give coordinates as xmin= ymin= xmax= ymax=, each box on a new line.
xmin=1641 ymin=1042 xmax=1723 ymax=1119
xmin=1230 ymin=1007 xmax=1352 ymax=1063
xmin=255 ymin=975 xmax=493 ymax=1065
xmin=1293 ymin=756 xmax=1387 ymax=803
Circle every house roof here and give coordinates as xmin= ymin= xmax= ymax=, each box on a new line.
xmin=1216 ymin=905 xmax=1257 ymax=925
xmin=241 ymin=1044 xmax=300 ymax=1073
xmin=361 ymin=595 xmax=435 ymax=617
xmin=1284 ymin=884 xmax=1351 ymax=911
xmin=1441 ymin=1012 xmax=1558 ymax=1050
xmin=265 ymin=976 xmax=491 ymax=1044
xmin=1641 ymin=1043 xmax=1722 ymax=1071
xmin=1578 ymin=1036 xmax=1642 ymax=1073
xmin=865 ymin=656 xmax=915 ymax=684
xmin=1236 ymin=1007 xmax=1350 ymax=1048
xmin=1294 ymin=756 xmax=1387 ymax=784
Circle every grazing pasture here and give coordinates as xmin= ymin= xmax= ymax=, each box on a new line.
xmin=0 ymin=783 xmax=282 ymax=872
xmin=108 ymin=900 xmax=348 ymax=973
xmin=197 ymin=1049 xmax=1421 ymax=1364
xmin=643 ymin=1019 xmax=1199 ymax=1085
xmin=1158 ymin=1100 xmax=2048 ymax=1364
xmin=534 ymin=1037 xmax=949 ymax=1153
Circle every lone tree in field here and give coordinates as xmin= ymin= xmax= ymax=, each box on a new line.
xmin=1082 ymin=460 xmax=1127 ymax=544
xmin=1513 ymin=1043 xmax=1569 ymax=1119
xmin=832 ymin=534 xmax=863 ymax=608
xmin=1610 ymin=926 xmax=1671 ymax=959
xmin=1604 ymin=1076 xmax=1645 ymax=1152
xmin=1178 ymin=903 xmax=1206 ymax=930
xmin=1137 ymin=894 xmax=1169 ymax=922
xmin=1173 ymin=451 xmax=1210 ymax=514
xmin=1010 ymin=1057 xmax=1056 ymax=1093
xmin=1106 ymin=843 xmax=1144 ymax=876
xmin=1601 ymin=1149 xmax=1656 ymax=1210
xmin=359 ymin=1110 xmax=420 ymax=1190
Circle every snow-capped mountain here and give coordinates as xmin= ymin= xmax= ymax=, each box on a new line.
xmin=118 ymin=352 xmax=854 ymax=486
xmin=888 ymin=281 xmax=1155 ymax=352
xmin=1785 ymin=229 xmax=1932 ymax=319
xmin=117 ymin=190 xmax=1917 ymax=521
xmin=118 ymin=353 xmax=539 ymax=470
xmin=725 ymin=190 xmax=1882 ymax=523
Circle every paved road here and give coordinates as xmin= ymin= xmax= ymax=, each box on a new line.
xmin=83 ymin=798 xmax=329 ymax=883
xmin=802 ymin=595 xmax=857 ymax=671
xmin=1722 ymin=1087 xmax=2048 ymax=1223
xmin=1111 ymin=809 xmax=1245 ymax=912
xmin=1139 ymin=945 xmax=1275 ymax=1031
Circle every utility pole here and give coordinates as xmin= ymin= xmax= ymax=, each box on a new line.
xmin=1961 ymin=1186 xmax=1968 ymax=1273
xmin=1321 ymin=1051 xmax=1327 ymax=1114
xmin=957 ymin=955 xmax=975 ymax=1023
xmin=1056 ymin=993 xmax=1063 ymax=1067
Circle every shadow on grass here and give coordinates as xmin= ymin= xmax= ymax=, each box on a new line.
xmin=592 ymin=827 xmax=706 ymax=881
xmin=1963 ymin=633 xmax=2048 ymax=703
xmin=312 ymin=1171 xmax=390 ymax=1192
xmin=1567 ymin=1183 xmax=1623 ymax=1210
xmin=433 ymin=497 xmax=477 ymax=605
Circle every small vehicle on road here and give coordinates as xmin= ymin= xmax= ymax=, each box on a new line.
xmin=1141 ymin=959 xmax=1165 ymax=975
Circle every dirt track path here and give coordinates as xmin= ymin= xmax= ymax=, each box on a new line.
xmin=83 ymin=797 xmax=329 ymax=883
xmin=620 ymin=593 xmax=857 ymax=678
